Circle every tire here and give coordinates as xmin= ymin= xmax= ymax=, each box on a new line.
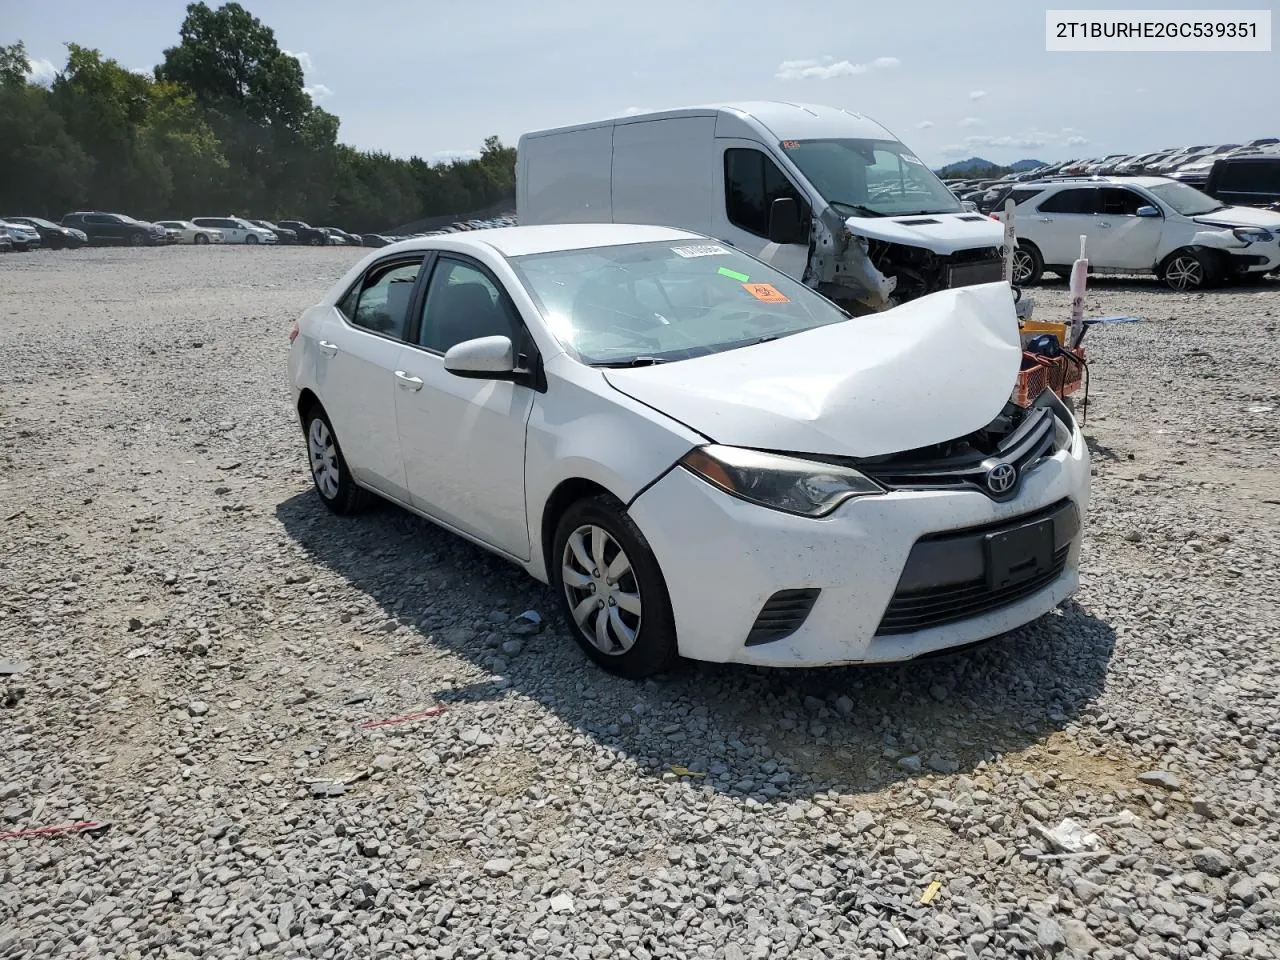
xmin=551 ymin=494 xmax=678 ymax=679
xmin=1159 ymin=248 xmax=1214 ymax=291
xmin=246 ymin=233 xmax=259 ymax=245
xmin=194 ymin=233 xmax=209 ymax=245
xmin=302 ymin=405 xmax=367 ymax=514
xmin=310 ymin=235 xmax=324 ymax=246
xmin=128 ymin=233 xmax=145 ymax=247
xmin=1011 ymin=242 xmax=1044 ymax=286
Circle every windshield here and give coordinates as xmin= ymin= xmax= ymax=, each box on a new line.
xmin=508 ymin=240 xmax=851 ymax=366
xmin=781 ymin=138 xmax=962 ymax=216
xmin=1146 ymin=182 xmax=1226 ymax=216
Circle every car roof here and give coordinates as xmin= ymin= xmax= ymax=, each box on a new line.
xmin=382 ymin=223 xmax=703 ymax=259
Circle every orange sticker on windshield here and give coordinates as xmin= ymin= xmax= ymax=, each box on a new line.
xmin=743 ymin=282 xmax=789 ymax=303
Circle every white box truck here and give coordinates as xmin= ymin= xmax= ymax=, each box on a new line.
xmin=517 ymin=101 xmax=1011 ymax=314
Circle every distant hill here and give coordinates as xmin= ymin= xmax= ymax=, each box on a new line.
xmin=935 ymin=156 xmax=1047 ymax=177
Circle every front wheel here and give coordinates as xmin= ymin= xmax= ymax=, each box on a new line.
xmin=303 ymin=406 xmax=367 ymax=514
xmin=310 ymin=235 xmax=324 ymax=246
xmin=246 ymin=233 xmax=259 ymax=245
xmin=194 ymin=233 xmax=209 ymax=245
xmin=551 ymin=494 xmax=678 ymax=679
xmin=129 ymin=233 xmax=145 ymax=247
xmin=1159 ymin=248 xmax=1214 ymax=291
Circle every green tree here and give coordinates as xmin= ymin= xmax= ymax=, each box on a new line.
xmin=0 ymin=40 xmax=32 ymax=88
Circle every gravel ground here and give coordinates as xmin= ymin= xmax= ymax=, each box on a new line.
xmin=1 ymin=245 xmax=1278 ymax=960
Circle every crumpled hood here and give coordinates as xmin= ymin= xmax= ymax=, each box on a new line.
xmin=1194 ymin=205 xmax=1280 ymax=230
xmin=843 ymin=212 xmax=1005 ymax=255
xmin=603 ymin=281 xmax=1023 ymax=460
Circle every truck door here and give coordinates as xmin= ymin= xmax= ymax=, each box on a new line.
xmin=712 ymin=142 xmax=811 ymax=281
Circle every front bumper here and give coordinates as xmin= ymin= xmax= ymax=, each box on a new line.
xmin=627 ymin=427 xmax=1090 ymax=667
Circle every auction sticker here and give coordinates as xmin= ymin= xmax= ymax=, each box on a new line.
xmin=671 ymin=244 xmax=729 ymax=258
xmin=743 ymin=283 xmax=789 ymax=303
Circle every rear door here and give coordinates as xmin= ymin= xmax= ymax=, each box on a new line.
xmin=86 ymin=214 xmax=120 ymax=243
xmin=1031 ymin=187 xmax=1097 ymax=265
xmin=711 ymin=142 xmax=810 ymax=280
xmin=312 ymin=254 xmax=427 ymax=502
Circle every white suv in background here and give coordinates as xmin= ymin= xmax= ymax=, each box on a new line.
xmin=190 ymin=216 xmax=278 ymax=244
xmin=1003 ymin=176 xmax=1280 ymax=290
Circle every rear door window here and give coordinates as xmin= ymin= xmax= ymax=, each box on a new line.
xmin=338 ymin=256 xmax=426 ymax=340
xmin=1037 ymin=188 xmax=1096 ymax=214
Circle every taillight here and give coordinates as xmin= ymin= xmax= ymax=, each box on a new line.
xmin=288 ymin=321 xmax=299 ymax=343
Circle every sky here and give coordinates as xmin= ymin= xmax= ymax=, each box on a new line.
xmin=6 ymin=0 xmax=1276 ymax=168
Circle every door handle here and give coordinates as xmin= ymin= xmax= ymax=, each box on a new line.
xmin=394 ymin=370 xmax=424 ymax=391
xmin=317 ymin=340 xmax=338 ymax=356
xmin=1038 ymin=217 xmax=1053 ymax=223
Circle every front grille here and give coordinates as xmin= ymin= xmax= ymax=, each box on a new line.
xmin=858 ymin=405 xmax=1058 ymax=503
xmin=947 ymin=259 xmax=1004 ymax=288
xmin=876 ymin=546 xmax=1068 ymax=636
xmin=744 ymin=589 xmax=821 ymax=647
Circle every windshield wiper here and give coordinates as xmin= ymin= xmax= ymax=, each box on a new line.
xmin=828 ymin=200 xmax=884 ymax=218
xmin=596 ymin=356 xmax=666 ymax=368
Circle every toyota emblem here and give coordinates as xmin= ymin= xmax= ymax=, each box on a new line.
xmin=985 ymin=461 xmax=1017 ymax=495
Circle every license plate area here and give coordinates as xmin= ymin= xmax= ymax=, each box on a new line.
xmin=984 ymin=518 xmax=1055 ymax=590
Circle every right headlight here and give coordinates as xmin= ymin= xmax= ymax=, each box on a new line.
xmin=680 ymin=444 xmax=885 ymax=518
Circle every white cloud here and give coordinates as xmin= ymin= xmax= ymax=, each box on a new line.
xmin=130 ymin=67 xmax=152 ymax=77
xmin=775 ymin=55 xmax=899 ymax=80
xmin=25 ymin=57 xmax=58 ymax=86
xmin=940 ymin=144 xmax=970 ymax=157
xmin=1066 ymin=135 xmax=1089 ymax=146
xmin=916 ymin=120 xmax=934 ymax=129
xmin=621 ymin=106 xmax=653 ymax=116
xmin=958 ymin=116 xmax=984 ymax=128
xmin=431 ymin=148 xmax=482 ymax=163
xmin=304 ymin=83 xmax=333 ymax=101
xmin=283 ymin=49 xmax=313 ymax=74
xmin=963 ymin=134 xmax=1048 ymax=149
xmin=969 ymin=89 xmax=986 ymax=100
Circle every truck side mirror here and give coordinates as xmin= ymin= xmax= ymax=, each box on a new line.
xmin=768 ymin=197 xmax=804 ymax=245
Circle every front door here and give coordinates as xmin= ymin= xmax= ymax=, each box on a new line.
xmin=1089 ymin=187 xmax=1166 ymax=270
xmin=712 ymin=140 xmax=811 ymax=281
xmin=393 ymin=254 xmax=535 ymax=558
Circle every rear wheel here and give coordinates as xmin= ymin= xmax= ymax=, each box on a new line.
xmin=1011 ymin=242 xmax=1044 ymax=286
xmin=551 ymin=494 xmax=678 ymax=679
xmin=302 ymin=405 xmax=367 ymax=514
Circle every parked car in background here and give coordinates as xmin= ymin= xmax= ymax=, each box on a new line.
xmin=322 ymin=226 xmax=360 ymax=245
xmin=1002 ymin=175 xmax=1280 ymax=290
xmin=0 ymin=226 xmax=12 ymax=252
xmin=1 ymin=216 xmax=87 ymax=249
xmin=156 ymin=220 xmax=223 ymax=244
xmin=361 ymin=233 xmax=392 ymax=247
xmin=0 ymin=220 xmax=41 ymax=251
xmin=62 ymin=211 xmax=167 ymax=246
xmin=250 ymin=220 xmax=298 ymax=243
xmin=277 ymin=219 xmax=330 ymax=245
xmin=1203 ymin=154 xmax=1280 ymax=210
xmin=288 ymin=222 xmax=1088 ymax=677
xmin=190 ymin=216 xmax=277 ymax=244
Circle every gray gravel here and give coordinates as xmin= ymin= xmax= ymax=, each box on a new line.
xmin=1 ymin=246 xmax=1278 ymax=959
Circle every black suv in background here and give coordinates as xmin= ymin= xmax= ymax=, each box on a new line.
xmin=276 ymin=219 xmax=330 ymax=245
xmin=1204 ymin=155 xmax=1280 ymax=211
xmin=61 ymin=211 xmax=167 ymax=246
xmin=250 ymin=219 xmax=298 ymax=243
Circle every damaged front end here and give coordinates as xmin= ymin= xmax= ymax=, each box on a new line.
xmin=805 ymin=206 xmax=1007 ymax=313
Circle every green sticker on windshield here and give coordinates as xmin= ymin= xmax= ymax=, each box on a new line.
xmin=718 ymin=266 xmax=750 ymax=282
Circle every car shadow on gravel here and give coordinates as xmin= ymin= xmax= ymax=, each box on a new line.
xmin=276 ymin=491 xmax=1116 ymax=801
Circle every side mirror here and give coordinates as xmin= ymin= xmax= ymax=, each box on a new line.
xmin=443 ymin=335 xmax=516 ymax=379
xmin=961 ymin=200 xmax=979 ymax=212
xmin=1136 ymin=205 xmax=1160 ymax=217
xmin=767 ymin=197 xmax=804 ymax=245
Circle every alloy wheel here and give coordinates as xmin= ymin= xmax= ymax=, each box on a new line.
xmin=1011 ymin=249 xmax=1034 ymax=284
xmin=561 ymin=524 xmax=643 ymax=656
xmin=1165 ymin=255 xmax=1204 ymax=291
xmin=307 ymin=417 xmax=340 ymax=499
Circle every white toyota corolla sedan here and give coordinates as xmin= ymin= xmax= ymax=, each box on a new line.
xmin=288 ymin=224 xmax=1090 ymax=678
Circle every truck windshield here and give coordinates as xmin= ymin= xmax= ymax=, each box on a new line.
xmin=782 ymin=138 xmax=962 ymax=217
